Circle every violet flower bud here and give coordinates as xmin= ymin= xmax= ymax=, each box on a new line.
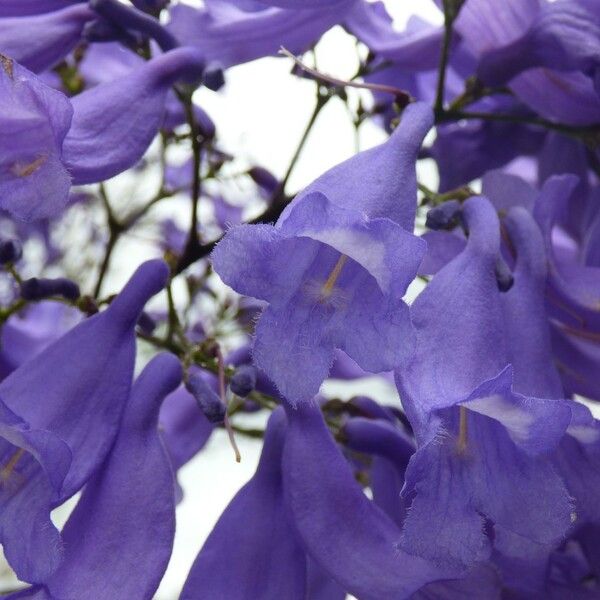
xmin=229 ymin=364 xmax=257 ymax=397
xmin=0 ymin=239 xmax=22 ymax=264
xmin=20 ymin=277 xmax=80 ymax=302
xmin=248 ymin=166 xmax=279 ymax=195
xmin=185 ymin=373 xmax=226 ymax=424
xmin=136 ymin=311 xmax=156 ymax=335
xmin=425 ymin=200 xmax=462 ymax=231
xmin=202 ymin=65 xmax=225 ymax=92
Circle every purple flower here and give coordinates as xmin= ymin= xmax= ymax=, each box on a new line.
xmin=282 ymin=403 xmax=458 ymax=599
xmin=395 ymin=199 xmax=572 ymax=582
xmin=0 ymin=0 xmax=82 ymax=17
xmin=0 ymin=260 xmax=168 ymax=582
xmin=166 ymin=0 xmax=355 ymax=68
xmin=0 ymin=47 xmax=205 ymax=220
xmin=62 ymin=46 xmax=205 ymax=184
xmin=181 ymin=408 xmax=307 ymax=599
xmin=212 ymin=102 xmax=432 ymax=403
xmin=449 ymin=0 xmax=600 ymax=124
xmin=0 ymin=5 xmax=94 ymax=73
xmin=25 ymin=353 xmax=181 ymax=600
xmin=477 ymin=1 xmax=600 ymax=88
xmin=0 ymin=56 xmax=73 ymax=221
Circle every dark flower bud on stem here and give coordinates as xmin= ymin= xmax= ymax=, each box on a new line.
xmin=185 ymin=373 xmax=226 ymax=424
xmin=136 ymin=311 xmax=156 ymax=335
xmin=203 ymin=65 xmax=225 ymax=92
xmin=20 ymin=277 xmax=81 ymax=302
xmin=425 ymin=200 xmax=462 ymax=230
xmin=0 ymin=239 xmax=22 ymax=265
xmin=230 ymin=364 xmax=257 ymax=397
xmin=248 ymin=167 xmax=279 ymax=195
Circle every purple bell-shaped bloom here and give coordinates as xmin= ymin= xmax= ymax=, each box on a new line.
xmin=62 ymin=46 xmax=205 ymax=184
xmin=212 ymin=102 xmax=432 ymax=403
xmin=181 ymin=408 xmax=307 ymax=599
xmin=0 ymin=47 xmax=205 ymax=220
xmin=5 ymin=353 xmax=181 ymax=600
xmin=0 ymin=5 xmax=95 ymax=73
xmin=395 ymin=198 xmax=572 ymax=582
xmin=0 ymin=260 xmax=168 ymax=582
xmin=0 ymin=56 xmax=73 ymax=221
xmin=282 ymin=403 xmax=462 ymax=599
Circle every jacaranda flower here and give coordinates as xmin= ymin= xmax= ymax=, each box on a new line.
xmin=212 ymin=102 xmax=432 ymax=403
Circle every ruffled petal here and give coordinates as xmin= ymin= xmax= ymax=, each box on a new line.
xmin=0 ymin=401 xmax=71 ymax=583
xmin=253 ymin=304 xmax=335 ymax=404
xmin=0 ymin=57 xmax=73 ymax=220
xmin=211 ymin=224 xmax=289 ymax=303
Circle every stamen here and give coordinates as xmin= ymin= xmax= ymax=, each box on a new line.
xmin=11 ymin=155 xmax=47 ymax=178
xmin=457 ymin=406 xmax=468 ymax=454
xmin=216 ymin=346 xmax=242 ymax=463
xmin=321 ymin=254 xmax=348 ymax=300
xmin=0 ymin=448 xmax=25 ymax=483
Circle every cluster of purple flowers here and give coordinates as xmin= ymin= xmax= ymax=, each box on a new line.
xmin=0 ymin=0 xmax=599 ymax=598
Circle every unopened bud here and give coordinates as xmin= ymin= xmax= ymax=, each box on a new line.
xmin=248 ymin=167 xmax=279 ymax=194
xmin=203 ymin=65 xmax=225 ymax=91
xmin=0 ymin=239 xmax=22 ymax=264
xmin=20 ymin=277 xmax=80 ymax=302
xmin=136 ymin=311 xmax=156 ymax=335
xmin=185 ymin=373 xmax=226 ymax=424
xmin=229 ymin=364 xmax=257 ymax=397
xmin=425 ymin=200 xmax=461 ymax=230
